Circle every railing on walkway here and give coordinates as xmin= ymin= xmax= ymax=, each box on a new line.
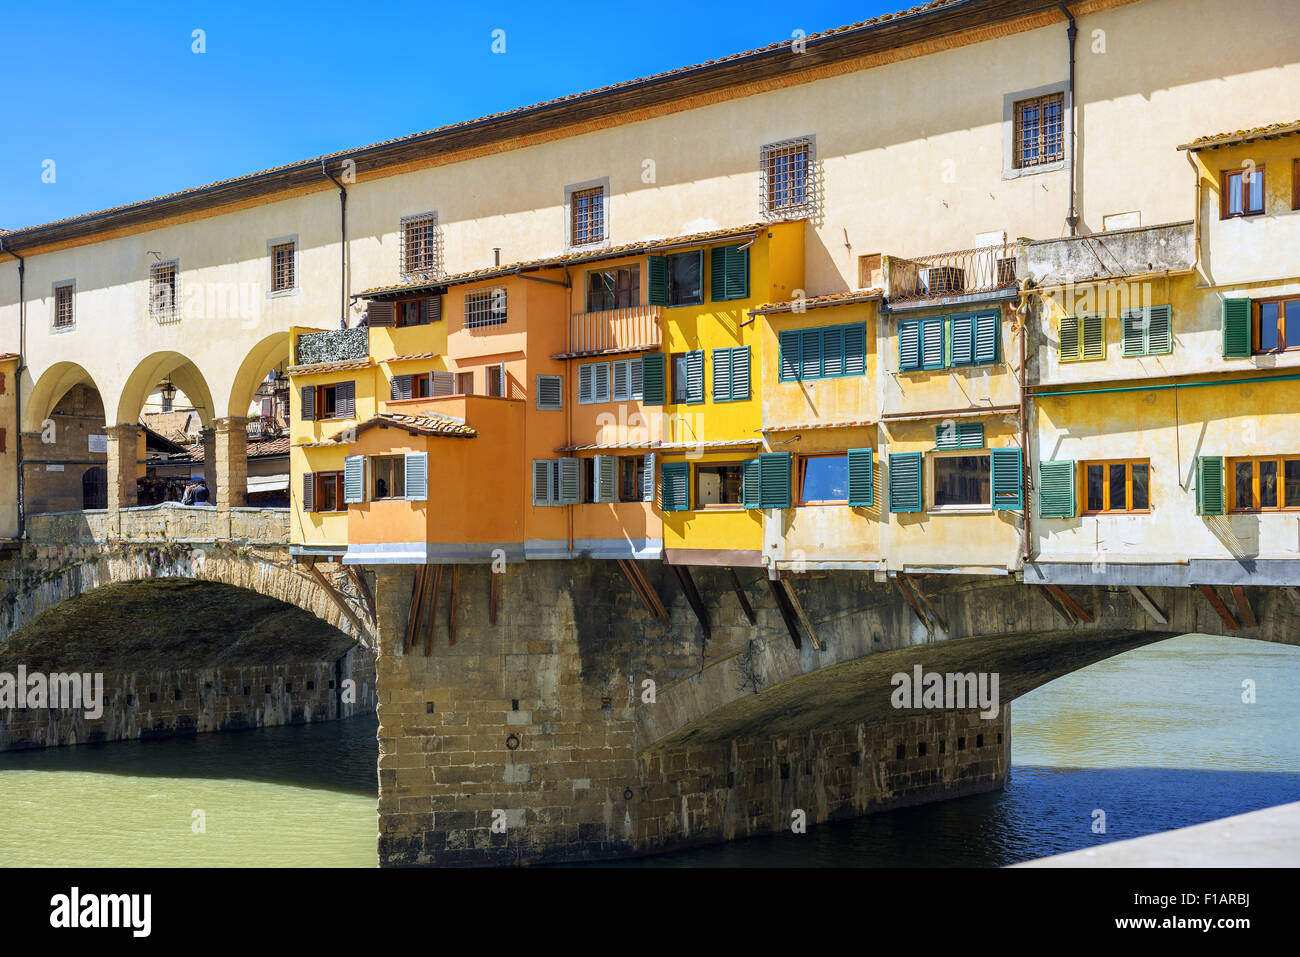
xmin=566 ymin=305 xmax=662 ymax=356
xmin=887 ymin=243 xmax=1017 ymax=303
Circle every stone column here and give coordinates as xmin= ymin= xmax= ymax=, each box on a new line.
xmin=104 ymin=423 xmax=143 ymax=535
xmin=211 ymin=416 xmax=248 ymax=538
xmin=199 ymin=428 xmax=217 ymax=497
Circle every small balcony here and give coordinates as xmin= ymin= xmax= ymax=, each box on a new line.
xmin=559 ymin=305 xmax=662 ymax=359
xmin=1020 ymin=221 xmax=1195 ymax=287
xmin=886 ymin=243 xmax=1017 ymax=305
xmin=294 ymin=327 xmax=370 ymax=366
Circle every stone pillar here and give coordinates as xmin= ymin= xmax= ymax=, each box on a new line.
xmin=104 ymin=424 xmax=142 ymax=535
xmin=199 ymin=428 xmax=217 ymax=498
xmin=211 ymin=416 xmax=248 ymax=538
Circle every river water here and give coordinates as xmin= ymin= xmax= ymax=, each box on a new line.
xmin=0 ymin=634 xmax=1296 ymax=867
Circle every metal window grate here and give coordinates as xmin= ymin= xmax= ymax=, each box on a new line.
xmin=1013 ymin=93 xmax=1064 ymax=169
xmin=400 ymin=212 xmax=441 ymax=278
xmin=760 ymin=137 xmax=816 ymax=220
xmin=570 ymin=187 xmax=605 ymax=246
xmin=271 ymin=242 xmax=295 ymax=291
xmin=465 ymin=287 xmax=507 ymax=329
xmin=54 ymin=284 xmax=74 ymax=328
xmin=150 ymin=261 xmax=180 ymax=323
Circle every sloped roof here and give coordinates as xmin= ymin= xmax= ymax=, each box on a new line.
xmin=748 ymin=289 xmax=882 ymax=315
xmin=300 ymin=412 xmax=477 ymax=446
xmin=1178 ymin=120 xmax=1300 ymax=151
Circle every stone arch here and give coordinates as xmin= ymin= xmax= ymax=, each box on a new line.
xmin=24 ymin=361 xmax=104 ymax=432
xmin=115 ymin=351 xmax=216 ymax=428
xmin=227 ymin=331 xmax=291 ymax=421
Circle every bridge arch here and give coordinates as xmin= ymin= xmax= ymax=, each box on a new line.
xmin=115 ymin=351 xmax=216 ymax=428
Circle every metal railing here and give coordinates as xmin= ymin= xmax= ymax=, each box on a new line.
xmin=888 ymin=242 xmax=1017 ymax=303
xmin=568 ymin=305 xmax=662 ymax=355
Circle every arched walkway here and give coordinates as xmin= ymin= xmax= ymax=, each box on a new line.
xmin=115 ymin=351 xmax=216 ymax=428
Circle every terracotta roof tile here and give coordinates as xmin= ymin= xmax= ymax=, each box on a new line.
xmin=286 ymin=358 xmax=374 ymax=375
xmin=748 ymin=289 xmax=882 ymax=315
xmin=1178 ymin=120 xmax=1300 ymax=151
xmin=300 ymin=412 xmax=477 ymax=446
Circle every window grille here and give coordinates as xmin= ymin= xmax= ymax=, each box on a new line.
xmin=1013 ymin=94 xmax=1064 ymax=169
xmin=400 ymin=212 xmax=441 ymax=278
xmin=150 ymin=261 xmax=180 ymax=323
xmin=271 ymin=242 xmax=295 ymax=291
xmin=570 ymin=186 xmax=605 ymax=246
xmin=54 ymin=283 xmax=74 ymax=328
xmin=465 ymin=288 xmax=507 ymax=329
xmin=760 ymin=137 xmax=816 ymax=220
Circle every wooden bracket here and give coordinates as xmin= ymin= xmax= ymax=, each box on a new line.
xmin=618 ymin=559 xmax=668 ymax=622
xmin=1196 ymin=584 xmax=1239 ymax=631
xmin=1037 ymin=584 xmax=1077 ymax=625
xmin=489 ymin=571 xmax=500 ymax=626
xmin=344 ymin=566 xmax=377 ymax=624
xmin=1229 ymin=585 xmax=1256 ymax=629
xmin=1045 ymin=583 xmax=1093 ymax=623
xmin=306 ymin=563 xmax=368 ymax=637
xmin=727 ymin=568 xmax=757 ymax=625
xmin=766 ymin=577 xmax=803 ymax=650
xmin=781 ymin=580 xmax=824 ymax=651
xmin=423 ymin=565 xmax=444 ymax=655
xmin=894 ymin=576 xmax=934 ymax=635
xmin=671 ymin=565 xmax=711 ymax=644
xmin=1127 ymin=585 xmax=1168 ymax=625
xmin=902 ymin=573 xmax=947 ymax=633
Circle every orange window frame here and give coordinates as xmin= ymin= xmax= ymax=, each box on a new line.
xmin=1227 ymin=455 xmax=1300 ymax=512
xmin=1221 ymin=166 xmax=1266 ymax=219
xmin=1253 ymin=296 xmax=1300 ymax=353
xmin=797 ymin=453 xmax=849 ymax=505
xmin=1078 ymin=459 xmax=1152 ymax=514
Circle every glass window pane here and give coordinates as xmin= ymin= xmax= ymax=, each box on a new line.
xmin=668 ymin=252 xmax=702 ymax=306
xmin=1235 ymin=461 xmax=1254 ymax=510
xmin=1248 ymin=170 xmax=1264 ymax=212
xmin=697 ymin=465 xmax=742 ymax=505
xmin=1086 ymin=465 xmax=1104 ymax=511
xmin=672 ymin=354 xmax=689 ymax=403
xmin=1285 ymin=460 xmax=1300 ymax=508
xmin=1131 ymin=463 xmax=1149 ymax=511
xmin=1261 ymin=302 xmax=1280 ymax=350
xmin=1260 ymin=460 xmax=1279 ymax=508
xmin=1108 ymin=463 xmax=1127 ymax=511
xmin=1228 ymin=172 xmax=1243 ymax=214
xmin=933 ymin=455 xmax=990 ymax=507
xmin=1285 ymin=301 xmax=1300 ymax=350
xmin=801 ymin=456 xmax=848 ymax=502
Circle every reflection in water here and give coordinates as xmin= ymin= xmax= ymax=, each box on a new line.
xmin=0 ymin=634 xmax=1296 ymax=868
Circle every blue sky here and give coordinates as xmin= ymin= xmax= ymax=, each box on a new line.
xmin=0 ymin=0 xmax=897 ymax=231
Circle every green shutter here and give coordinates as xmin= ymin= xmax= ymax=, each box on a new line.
xmin=1222 ymin=298 xmax=1251 ymax=358
xmin=730 ymin=346 xmax=751 ymax=399
xmin=710 ymin=245 xmax=750 ymax=301
xmin=742 ymin=457 xmax=761 ymax=508
xmin=847 ymin=448 xmax=874 ymax=507
xmin=758 ymin=452 xmax=791 ymax=508
xmin=950 ymin=314 xmax=974 ymax=366
xmin=921 ymin=318 xmax=945 ymax=369
xmin=1038 ymin=460 xmax=1075 ymax=519
xmin=660 ymin=461 xmax=691 ymax=512
xmin=713 ymin=346 xmax=749 ymax=401
xmin=821 ymin=326 xmax=844 ymax=377
xmin=647 ymin=256 xmax=669 ymax=306
xmin=990 ymin=447 xmax=1023 ymax=511
xmin=899 ymin=320 xmax=921 ymax=371
xmin=642 ymin=353 xmax=666 ymax=405
xmin=1196 ymin=455 xmax=1225 ymax=515
xmin=779 ymin=330 xmax=802 ymax=381
xmin=888 ymin=452 xmax=923 ymax=512
xmin=800 ymin=328 xmax=823 ymax=379
xmin=1147 ymin=304 xmax=1172 ymax=355
xmin=1121 ymin=308 xmax=1145 ymax=357
xmin=685 ymin=350 xmax=704 ymax=404
xmin=935 ymin=421 xmax=984 ymax=450
xmin=1058 ymin=315 xmax=1081 ymax=361
xmin=843 ymin=324 xmax=866 ymax=376
xmin=712 ymin=347 xmax=733 ymax=402
xmin=1123 ymin=304 xmax=1173 ymax=357
xmin=973 ymin=311 xmax=999 ymax=364
xmin=1081 ymin=315 xmax=1105 ymax=360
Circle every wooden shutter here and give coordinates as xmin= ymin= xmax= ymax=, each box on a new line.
xmin=301 ymin=473 xmax=315 ymax=512
xmin=343 ymin=455 xmax=365 ymax=504
xmin=642 ymin=453 xmax=655 ymax=503
xmin=1146 ymin=304 xmax=1172 ymax=355
xmin=642 ymin=353 xmax=666 ymax=405
xmin=611 ymin=359 xmax=630 ymax=401
xmin=300 ymin=385 xmax=316 ymax=421
xmin=593 ymin=362 xmax=611 ymax=403
xmin=1222 ymin=299 xmax=1252 ymax=358
xmin=935 ymin=421 xmax=984 ymax=450
xmin=647 ymin=256 xmax=669 ymax=306
xmin=404 ymin=452 xmax=428 ymax=502
xmin=888 ymin=452 xmax=923 ymax=512
xmin=991 ymin=447 xmax=1023 ymax=511
xmin=1038 ymin=460 xmax=1075 ymax=518
xmin=712 ymin=348 xmax=733 ymax=402
xmin=710 ymin=245 xmax=749 ymax=301
xmin=391 ymin=374 xmax=413 ymax=400
xmin=685 ymin=351 xmax=704 ymax=404
xmin=921 ymin=318 xmax=945 ymax=369
xmin=843 ymin=325 xmax=866 ymax=376
xmin=758 ymin=452 xmax=791 ymax=509
xmin=367 ymin=301 xmax=394 ymax=327
xmin=822 ymin=326 xmax=845 ymax=377
xmin=899 ymin=321 xmax=921 ymax=371
xmin=1081 ymin=315 xmax=1105 ymax=360
xmin=536 ymin=375 xmax=563 ymax=411
xmin=422 ymin=296 xmax=441 ymax=324
xmin=532 ymin=460 xmax=555 ymax=506
xmin=629 ymin=357 xmax=643 ymax=398
xmin=557 ymin=457 xmax=580 ymax=505
xmin=973 ymin=311 xmax=999 ymax=364
xmin=847 ymin=448 xmax=874 ymax=507
xmin=1058 ymin=315 xmax=1081 ymax=361
xmin=594 ymin=454 xmax=617 ymax=503
xmin=800 ymin=329 xmax=823 ymax=379
xmin=731 ymin=347 xmax=751 ymax=399
xmin=0 ymin=372 xmax=5 ymax=394
xmin=660 ymin=461 xmax=690 ymax=511
xmin=780 ymin=330 xmax=802 ymax=380
xmin=1121 ymin=308 xmax=1145 ymax=357
xmin=336 ymin=381 xmax=355 ymax=417
xmin=742 ymin=457 xmax=761 ymax=508
xmin=950 ymin=315 xmax=975 ymax=366
xmin=0 ymin=427 xmax=5 ymax=454
xmin=578 ymin=364 xmax=595 ymax=404
xmin=431 ymin=370 xmax=456 ymax=397
xmin=1196 ymin=455 xmax=1225 ymax=515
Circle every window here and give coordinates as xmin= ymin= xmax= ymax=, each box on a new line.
xmin=858 ymin=253 xmax=882 ymax=290
xmin=586 ymin=266 xmax=639 ymax=311
xmin=695 ymin=463 xmax=744 ymax=508
xmin=486 ymin=363 xmax=506 ymax=398
xmin=619 ymin=455 xmax=648 ymax=502
xmin=898 ymin=313 xmax=999 ymax=371
xmin=760 ymin=136 xmax=814 ymax=219
xmin=1221 ymin=167 xmax=1265 ymax=219
xmin=536 ymin=374 xmax=563 ymax=410
xmin=1120 ymin=305 xmax=1173 ymax=357
xmin=710 ymin=245 xmax=750 ymax=302
xmin=779 ymin=323 xmax=867 ymax=381
xmin=1012 ymin=93 xmax=1064 ymax=169
xmin=611 ymin=357 xmax=642 ymax=401
xmin=1253 ymin=297 xmax=1300 ymax=353
xmin=456 ymin=371 xmax=474 ymax=395
xmin=570 ymin=186 xmax=606 ymax=247
xmin=269 ymin=239 xmax=296 ymax=293
xmin=1229 ymin=455 xmax=1300 ymax=512
xmin=799 ymin=455 xmax=848 ymax=504
xmin=465 ymin=288 xmax=507 ymax=328
xmin=0 ymin=427 xmax=6 ymax=454
xmin=400 ymin=212 xmax=440 ymax=278
xmin=307 ymin=471 xmax=345 ymax=512
xmin=578 ymin=361 xmax=611 ymax=404
xmin=711 ymin=346 xmax=750 ymax=401
xmin=150 ymin=260 xmax=179 ymax=322
xmin=1293 ymin=159 xmax=1299 ymax=211
xmin=581 ymin=458 xmax=597 ymax=504
xmin=53 ymin=281 xmax=74 ymax=329
xmin=391 ymin=371 xmax=455 ymax=400
xmin=395 ymin=297 xmax=440 ymax=327
xmin=670 ymin=352 xmax=703 ymax=404
xmin=933 ymin=453 xmax=991 ymax=509
xmin=363 ymin=454 xmax=428 ymax=502
xmin=647 ymin=251 xmax=703 ymax=307
xmin=1081 ymin=460 xmax=1150 ymax=514
xmin=1058 ymin=314 xmax=1105 ymax=362
xmin=300 ymin=381 xmax=355 ymax=420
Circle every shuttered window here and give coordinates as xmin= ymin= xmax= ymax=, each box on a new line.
xmin=578 ymin=361 xmax=613 ymax=404
xmin=647 ymin=252 xmax=703 ymax=307
xmin=642 ymin=353 xmax=666 ymax=405
xmin=935 ymin=421 xmax=984 ymax=450
xmin=642 ymin=453 xmax=656 ymax=502
xmin=1059 ymin=314 xmax=1105 ymax=362
xmin=973 ymin=311 xmax=999 ymax=364
xmin=593 ymin=454 xmax=618 ymax=503
xmin=888 ymin=452 xmax=923 ymax=512
xmin=301 ymin=473 xmax=315 ymax=512
xmin=1221 ymin=298 xmax=1251 ymax=358
xmin=990 ymin=447 xmax=1023 ymax=511
xmin=711 ymin=346 xmax=751 ymax=402
xmin=1196 ymin=455 xmax=1225 ymax=516
xmin=365 ymin=301 xmax=395 ymax=327
xmin=390 ymin=374 xmax=413 ymax=401
xmin=660 ymin=461 xmax=691 ymax=511
xmin=300 ymin=385 xmax=315 ymax=421
xmin=343 ymin=455 xmax=366 ymax=504
xmin=611 ymin=358 xmax=643 ymax=401
xmin=396 ymin=296 xmax=441 ymax=327
xmin=847 ymin=448 xmax=874 ymax=507
xmin=557 ymin=457 xmax=580 ymax=506
xmin=900 ymin=313 xmax=999 ymax=371
xmin=682 ymin=351 xmax=705 ymax=404
xmin=404 ymin=452 xmax=429 ymax=502
xmin=1038 ymin=460 xmax=1076 ymax=518
xmin=532 ymin=460 xmax=557 ymax=506
xmin=536 ymin=374 xmax=563 ymax=410
xmin=920 ymin=317 xmax=945 ymax=370
xmin=1121 ymin=304 xmax=1173 ymax=357
xmin=778 ymin=323 xmax=867 ymax=381
xmin=710 ymin=245 xmax=750 ymax=301
xmin=757 ymin=452 xmax=791 ymax=509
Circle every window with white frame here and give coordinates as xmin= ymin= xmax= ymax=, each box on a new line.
xmin=400 ymin=212 xmax=441 ymax=278
xmin=760 ymin=136 xmax=815 ymax=219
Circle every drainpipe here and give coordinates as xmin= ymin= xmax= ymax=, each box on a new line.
xmin=1014 ymin=277 xmax=1034 ymax=566
xmin=1059 ymin=3 xmax=1079 ymax=236
xmin=1 ymin=237 xmax=26 ymax=540
xmin=1186 ymin=150 xmax=1203 ymax=275
xmin=321 ymin=160 xmax=348 ymax=329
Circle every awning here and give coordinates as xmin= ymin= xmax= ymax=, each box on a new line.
xmin=247 ymin=474 xmax=290 ymax=494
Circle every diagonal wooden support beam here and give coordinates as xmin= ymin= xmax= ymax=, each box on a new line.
xmin=306 ymin=563 xmax=367 ymax=637
xmin=894 ymin=576 xmax=934 ymax=635
xmin=1197 ymin=584 xmax=1239 ymax=631
xmin=1229 ymin=585 xmax=1256 ymax=629
xmin=1037 ymin=584 xmax=1076 ymax=625
xmin=781 ymin=580 xmax=824 ymax=651
xmin=671 ymin=565 xmax=711 ymax=644
xmin=448 ymin=565 xmax=460 ymax=646
xmin=617 ymin=559 xmax=666 ymax=622
xmin=402 ymin=566 xmax=425 ymax=652
xmin=1045 ymin=583 xmax=1093 ymax=623
xmin=344 ymin=566 xmax=377 ymax=624
xmin=727 ymin=568 xmax=757 ymax=625
xmin=1127 ymin=585 xmax=1168 ymax=625
xmin=423 ymin=565 xmax=443 ymax=655
xmin=766 ymin=577 xmax=803 ymax=650
xmin=489 ymin=571 xmax=500 ymax=626
xmin=902 ymin=574 xmax=947 ymax=634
